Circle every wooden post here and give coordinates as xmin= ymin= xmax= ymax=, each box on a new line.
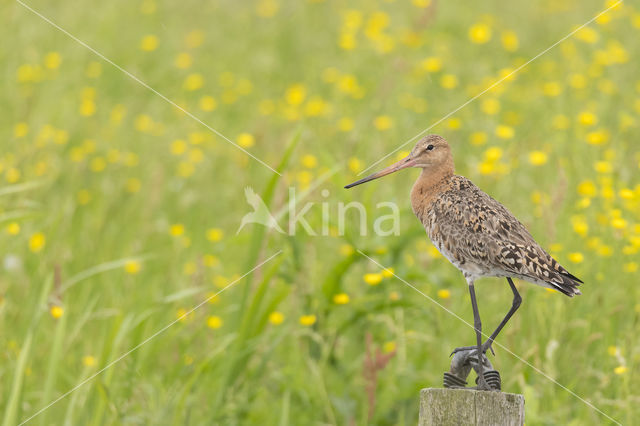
xmin=419 ymin=388 xmax=524 ymax=426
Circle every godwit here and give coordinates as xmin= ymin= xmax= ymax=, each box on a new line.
xmin=345 ymin=134 xmax=582 ymax=390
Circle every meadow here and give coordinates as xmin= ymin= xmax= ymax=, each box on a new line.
xmin=1 ymin=0 xmax=639 ymax=424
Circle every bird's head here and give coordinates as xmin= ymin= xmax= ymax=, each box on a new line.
xmin=345 ymin=134 xmax=453 ymax=189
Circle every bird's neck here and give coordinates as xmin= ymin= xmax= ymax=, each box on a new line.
xmin=410 ymin=160 xmax=455 ymax=217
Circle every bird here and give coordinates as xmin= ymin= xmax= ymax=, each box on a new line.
xmin=236 ymin=187 xmax=284 ymax=234
xmin=345 ymin=134 xmax=582 ymax=390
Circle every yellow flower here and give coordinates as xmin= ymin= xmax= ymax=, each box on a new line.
xmin=237 ymin=133 xmax=255 ymax=148
xmin=169 ymin=224 xmax=185 ymax=237
xmin=481 ymin=98 xmax=500 ymax=115
xmin=175 ymin=52 xmax=192 ymax=69
xmin=412 ymin=0 xmax=431 ymax=8
xmin=470 ymin=132 xmax=487 ymax=146
xmin=575 ymin=27 xmax=599 ymax=44
xmin=542 ymin=82 xmax=562 ymax=97
xmin=577 ymin=180 xmax=597 ymax=197
xmin=364 ymin=273 xmax=383 ymax=286
xmin=124 ymin=260 xmax=141 ymax=275
xmin=619 ymin=189 xmax=634 ymax=200
xmin=382 ymin=267 xmax=394 ymax=278
xmin=29 ymin=232 xmax=46 ymax=253
xmin=44 ymin=52 xmax=62 ymax=69
xmin=478 ymin=162 xmax=494 ymax=175
xmin=304 ymin=97 xmax=330 ymax=116
xmin=572 ymin=218 xmax=588 ymax=236
xmin=206 ymin=228 xmax=224 ymax=242
xmin=440 ymin=74 xmax=458 ymax=89
xmin=176 ymin=308 xmax=191 ymax=322
xmin=578 ymin=111 xmax=597 ymax=126
xmin=184 ymin=73 xmax=204 ymax=91
xmin=333 ymin=293 xmax=350 ymax=304
xmin=90 ymin=157 xmax=106 ymax=172
xmin=528 ymin=151 xmax=548 ymax=166
xmin=6 ymin=222 xmax=20 ymax=235
xmin=447 ymin=118 xmax=461 ymax=129
xmin=468 ymin=23 xmax=492 ymax=44
xmin=269 ymin=311 xmax=285 ymax=325
xmin=171 ymin=139 xmax=187 ymax=155
xmin=140 ymin=35 xmax=159 ymax=52
xmin=484 ymin=147 xmax=503 ymax=162
xmin=126 ymin=178 xmax=141 ymax=193
xmin=14 ymin=122 xmax=29 ymax=138
xmin=189 ymin=149 xmax=204 ymax=164
xmin=79 ymin=99 xmax=96 ymax=117
xmin=213 ymin=275 xmax=229 ymax=288
xmin=607 ymin=345 xmax=619 ymax=356
xmin=383 ymin=341 xmax=397 ymax=353
xmin=338 ymin=33 xmax=356 ymax=50
xmin=285 ymin=84 xmax=306 ymax=106
xmin=50 ymin=305 xmax=64 ymax=319
xmin=421 ymin=56 xmax=442 ymax=73
xmin=82 ymin=355 xmax=96 ymax=367
xmin=373 ymin=115 xmax=393 ymax=131
xmin=256 ymin=0 xmax=279 ymax=18
xmin=338 ymin=117 xmax=354 ymax=132
xmin=594 ymin=161 xmax=612 ymax=174
xmin=568 ymin=252 xmax=584 ymax=263
xmin=396 ymin=151 xmax=410 ymax=161
xmin=296 ymin=171 xmax=312 ymax=186
xmin=495 ymin=125 xmax=514 ymax=139
xmin=437 ymin=289 xmax=451 ymax=299
xmin=302 ymin=154 xmax=317 ymax=168
xmin=77 ymin=190 xmax=91 ymax=205
xmin=624 ymin=262 xmax=638 ymax=273
xmin=5 ymin=167 xmax=20 ymax=183
xmin=299 ymin=314 xmax=317 ymax=326
xmin=611 ymin=218 xmax=627 ymax=230
xmin=597 ymin=245 xmax=612 ymax=257
xmin=348 ymin=157 xmax=362 ymax=173
xmin=340 ymin=244 xmax=354 ymax=256
xmin=501 ymin=31 xmax=519 ymax=51
xmin=185 ymin=30 xmax=205 ymax=48
xmin=614 ymin=365 xmax=627 ymax=375
xmin=202 ymin=254 xmax=219 ymax=267
xmin=199 ymin=96 xmax=217 ymax=111
xmin=207 ymin=316 xmax=223 ymax=329
xmin=586 ymin=129 xmax=609 ymax=145
xmin=569 ymin=74 xmax=587 ymax=89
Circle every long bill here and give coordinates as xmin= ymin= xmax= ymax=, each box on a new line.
xmin=344 ymin=156 xmax=415 ymax=189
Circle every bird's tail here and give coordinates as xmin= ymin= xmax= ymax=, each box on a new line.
xmin=549 ymin=269 xmax=583 ymax=297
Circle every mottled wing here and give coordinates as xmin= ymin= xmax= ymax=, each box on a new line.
xmin=429 ymin=177 xmax=582 ymax=296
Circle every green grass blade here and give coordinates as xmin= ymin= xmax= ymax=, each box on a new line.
xmin=3 ymin=275 xmax=53 ymax=426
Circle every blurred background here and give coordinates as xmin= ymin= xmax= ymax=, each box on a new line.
xmin=2 ymin=0 xmax=639 ymax=424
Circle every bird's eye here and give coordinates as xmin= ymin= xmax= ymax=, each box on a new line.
xmin=426 ymin=145 xmax=434 ymax=151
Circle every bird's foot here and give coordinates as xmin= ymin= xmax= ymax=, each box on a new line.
xmin=475 ymin=375 xmax=493 ymax=391
xmin=450 ymin=341 xmax=495 ymax=357
xmin=475 ymin=370 xmax=501 ymax=391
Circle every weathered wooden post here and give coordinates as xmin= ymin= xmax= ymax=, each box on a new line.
xmin=419 ymin=388 xmax=524 ymax=426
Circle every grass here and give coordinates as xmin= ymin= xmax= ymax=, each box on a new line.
xmin=1 ymin=0 xmax=639 ymax=424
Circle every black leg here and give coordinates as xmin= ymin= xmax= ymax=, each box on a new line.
xmin=482 ymin=278 xmax=522 ymax=353
xmin=468 ymin=281 xmax=489 ymax=390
